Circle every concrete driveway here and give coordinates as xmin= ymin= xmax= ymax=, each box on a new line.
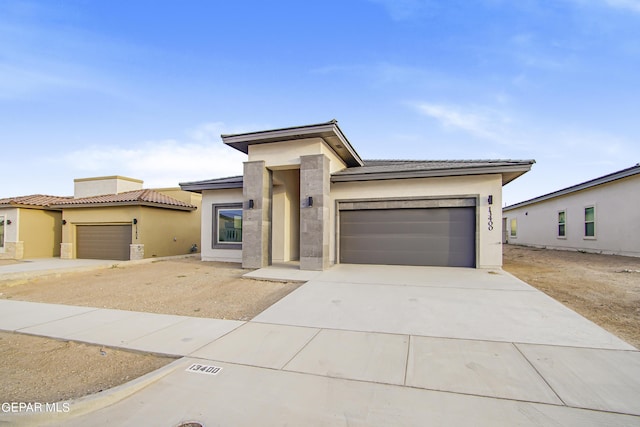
xmin=7 ymin=264 xmax=640 ymax=426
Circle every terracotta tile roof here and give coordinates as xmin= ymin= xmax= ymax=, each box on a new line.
xmin=0 ymin=194 xmax=72 ymax=207
xmin=52 ymin=189 xmax=196 ymax=210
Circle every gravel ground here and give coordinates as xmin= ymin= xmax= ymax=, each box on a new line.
xmin=0 ymin=332 xmax=173 ymax=403
xmin=0 ymin=257 xmax=301 ymax=403
xmin=503 ymin=244 xmax=640 ymax=349
xmin=0 ymin=257 xmax=301 ymax=320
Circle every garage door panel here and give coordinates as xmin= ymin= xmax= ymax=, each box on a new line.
xmin=339 ymin=207 xmax=475 ymax=267
xmin=341 ymin=235 xmax=452 ymax=253
xmin=340 ymin=249 xmax=457 ymax=267
xmin=342 ymin=221 xmax=458 ymax=236
xmin=76 ymin=225 xmax=132 ymax=261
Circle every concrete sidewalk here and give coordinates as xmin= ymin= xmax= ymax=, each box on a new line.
xmin=1 ymin=265 xmax=639 ymax=426
xmin=0 ymin=300 xmax=243 ymax=357
xmin=0 ymin=258 xmax=119 ymax=280
xmin=0 ymin=255 xmax=202 ymax=283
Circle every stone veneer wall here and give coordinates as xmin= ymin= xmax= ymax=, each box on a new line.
xmin=242 ymin=161 xmax=272 ymax=269
xmin=0 ymin=242 xmax=24 ymax=260
xmin=129 ymin=244 xmax=144 ymax=260
xmin=60 ymin=242 xmax=73 ymax=259
xmin=300 ymin=154 xmax=330 ymax=270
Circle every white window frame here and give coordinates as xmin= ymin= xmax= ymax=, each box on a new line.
xmin=584 ymin=205 xmax=596 ymax=239
xmin=557 ymin=209 xmax=567 ymax=239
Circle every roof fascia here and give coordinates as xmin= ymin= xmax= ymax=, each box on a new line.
xmin=180 ymin=180 xmax=244 ymax=192
xmin=0 ymin=203 xmax=60 ymax=210
xmin=51 ymin=201 xmax=195 ymax=211
xmin=331 ymin=164 xmax=534 ymax=185
xmin=504 ymin=165 xmax=640 ymax=211
xmin=222 ymin=121 xmax=364 ymax=167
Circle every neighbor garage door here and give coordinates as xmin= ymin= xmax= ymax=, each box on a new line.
xmin=339 ymin=207 xmax=476 ymax=267
xmin=76 ymin=225 xmax=132 ymax=260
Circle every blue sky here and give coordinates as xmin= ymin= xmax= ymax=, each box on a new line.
xmin=1 ymin=0 xmax=639 ymax=205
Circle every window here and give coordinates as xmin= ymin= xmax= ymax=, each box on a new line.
xmin=213 ymin=204 xmax=242 ymax=249
xmin=584 ymin=206 xmax=595 ymax=238
xmin=558 ymin=210 xmax=566 ymax=238
xmin=0 ymin=216 xmax=4 ymax=249
xmin=510 ymin=218 xmax=517 ymax=237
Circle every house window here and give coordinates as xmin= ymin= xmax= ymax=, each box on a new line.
xmin=558 ymin=210 xmax=566 ymax=238
xmin=0 ymin=216 xmax=4 ymax=249
xmin=213 ymin=204 xmax=242 ymax=249
xmin=510 ymin=218 xmax=517 ymax=237
xmin=584 ymin=206 xmax=595 ymax=238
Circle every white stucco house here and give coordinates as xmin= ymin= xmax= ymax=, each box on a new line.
xmin=180 ymin=120 xmax=534 ymax=270
xmin=502 ymin=164 xmax=640 ymax=257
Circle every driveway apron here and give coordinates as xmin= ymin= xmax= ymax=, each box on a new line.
xmin=4 ymin=264 xmax=640 ymax=426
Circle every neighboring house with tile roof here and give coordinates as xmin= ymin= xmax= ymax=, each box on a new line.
xmin=0 ymin=195 xmax=71 ymax=259
xmin=181 ymin=120 xmax=535 ymax=270
xmin=502 ymin=164 xmax=640 ymax=257
xmin=1 ymin=176 xmax=202 ymax=261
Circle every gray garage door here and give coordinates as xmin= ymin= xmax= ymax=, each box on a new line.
xmin=339 ymin=208 xmax=476 ymax=267
xmin=76 ymin=225 xmax=132 ymax=260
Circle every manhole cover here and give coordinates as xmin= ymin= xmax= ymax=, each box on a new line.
xmin=176 ymin=423 xmax=203 ymax=427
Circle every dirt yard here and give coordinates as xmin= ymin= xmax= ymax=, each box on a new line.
xmin=0 ymin=332 xmax=174 ymax=403
xmin=503 ymin=245 xmax=640 ymax=349
xmin=0 ymin=257 xmax=301 ymax=320
xmin=0 ymin=257 xmax=301 ymax=403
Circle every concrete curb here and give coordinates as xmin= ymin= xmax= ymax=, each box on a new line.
xmin=1 ymin=357 xmax=186 ymax=426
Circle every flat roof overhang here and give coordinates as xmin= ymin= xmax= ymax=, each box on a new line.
xmin=504 ymin=163 xmax=640 ymax=210
xmin=179 ymin=177 xmax=244 ymax=193
xmin=331 ymin=164 xmax=535 ymax=185
xmin=221 ymin=120 xmax=364 ymax=168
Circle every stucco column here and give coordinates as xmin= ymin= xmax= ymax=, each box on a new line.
xmin=242 ymin=161 xmax=272 ymax=269
xmin=300 ymin=154 xmax=330 ymax=271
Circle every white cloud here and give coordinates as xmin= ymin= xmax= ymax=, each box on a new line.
xmin=60 ymin=122 xmax=247 ymax=189
xmin=412 ymin=100 xmax=634 ymax=165
xmin=568 ymin=0 xmax=640 ymax=13
xmin=602 ymin=0 xmax=640 ymax=12
xmin=414 ymin=102 xmax=514 ymax=144
xmin=367 ymin=0 xmax=436 ymax=21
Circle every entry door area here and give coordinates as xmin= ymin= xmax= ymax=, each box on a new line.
xmin=339 ymin=207 xmax=476 ymax=267
xmin=76 ymin=225 xmax=132 ymax=260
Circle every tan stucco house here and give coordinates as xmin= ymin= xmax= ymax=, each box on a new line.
xmin=181 ymin=120 xmax=534 ymax=270
xmin=0 ymin=195 xmax=69 ymax=259
xmin=1 ymin=176 xmax=202 ymax=261
xmin=503 ymin=164 xmax=640 ymax=257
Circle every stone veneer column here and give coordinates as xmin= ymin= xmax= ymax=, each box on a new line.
xmin=300 ymin=154 xmax=330 ymax=271
xmin=4 ymin=242 xmax=24 ymax=260
xmin=130 ymin=244 xmax=144 ymax=260
xmin=60 ymin=242 xmax=73 ymax=259
xmin=242 ymin=161 xmax=272 ymax=269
